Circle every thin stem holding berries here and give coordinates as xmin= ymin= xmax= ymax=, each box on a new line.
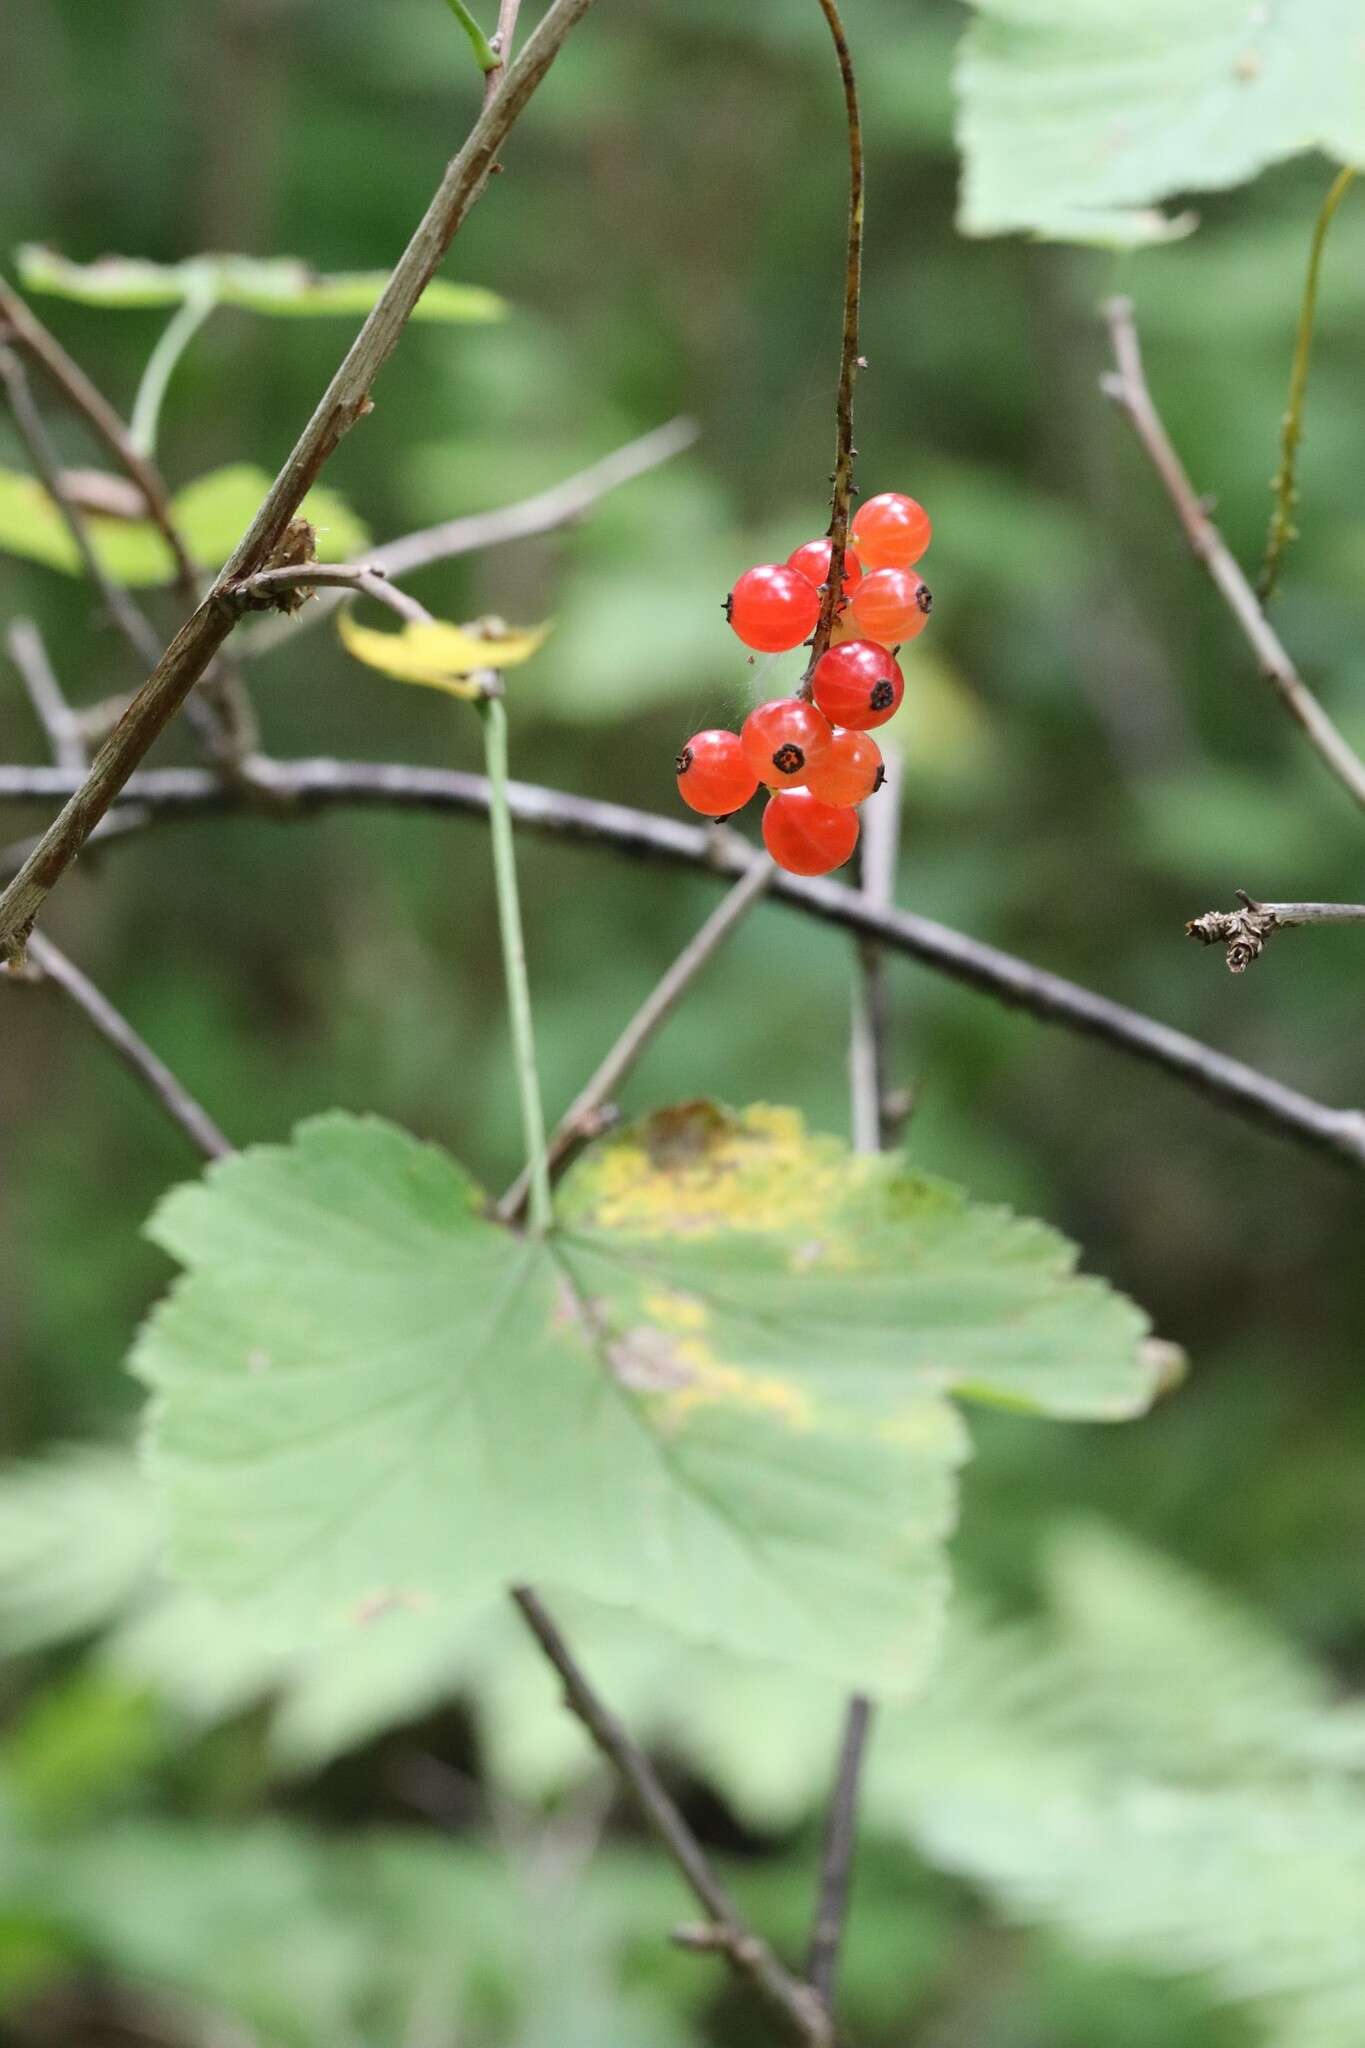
xmin=807 ymin=0 xmax=865 ymax=676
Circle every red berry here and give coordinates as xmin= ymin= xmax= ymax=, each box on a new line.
xmin=786 ymin=538 xmax=863 ymax=603
xmin=740 ymin=697 xmax=833 ymax=789
xmin=850 ymin=567 xmax=932 ymax=645
xmin=851 ymin=492 xmax=932 ymax=570
xmin=675 ymin=728 xmax=759 ymax=817
xmin=810 ymin=640 xmax=904 ymax=731
xmin=762 ymin=789 xmax=860 ymax=875
xmin=727 ymin=564 xmax=822 ymax=653
xmin=805 ymin=729 xmax=884 ymax=807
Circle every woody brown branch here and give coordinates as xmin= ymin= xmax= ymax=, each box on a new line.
xmin=3 ymin=757 xmax=1363 ymax=1170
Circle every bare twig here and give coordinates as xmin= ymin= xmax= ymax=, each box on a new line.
xmin=1100 ymin=296 xmax=1365 ymax=814
xmin=1187 ymin=889 xmax=1365 ymax=974
xmin=807 ymin=1693 xmax=874 ymax=2010
xmin=499 ymin=858 xmax=774 ymax=1221
xmin=6 ymin=621 xmax=86 ymax=773
xmin=0 ymin=0 xmax=596 ymax=963
xmin=3 ymin=757 xmax=1363 ymax=1167
xmin=509 ymin=1585 xmax=832 ymax=2046
xmin=805 ymin=0 xmax=864 ymax=677
xmin=7 ymin=932 xmax=230 ymax=1160
xmin=0 ymin=345 xmax=164 ymax=670
xmin=239 ymin=418 xmax=700 ymax=655
xmin=1259 ymin=166 xmax=1357 ymax=602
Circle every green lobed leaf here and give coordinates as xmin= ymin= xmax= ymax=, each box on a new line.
xmin=132 ymin=1106 xmax=1159 ymax=1697
xmin=0 ymin=463 xmax=367 ymax=586
xmin=955 ymin=0 xmax=1365 ymax=246
xmin=15 ymin=245 xmax=504 ymax=322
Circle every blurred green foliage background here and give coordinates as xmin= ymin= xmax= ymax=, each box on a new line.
xmin=2 ymin=1 xmax=1364 ymax=2042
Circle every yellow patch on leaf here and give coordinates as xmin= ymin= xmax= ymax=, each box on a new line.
xmin=337 ymin=609 xmax=550 ymax=695
xmin=569 ymin=1103 xmax=881 ymax=1243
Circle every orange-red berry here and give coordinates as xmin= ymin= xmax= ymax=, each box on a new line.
xmin=810 ymin=640 xmax=905 ymax=731
xmin=851 ymin=492 xmax=932 ymax=570
xmin=727 ymin=564 xmax=822 ymax=653
xmin=786 ymin=538 xmax=863 ymax=602
xmin=740 ymin=697 xmax=833 ymax=790
xmin=805 ymin=729 xmax=884 ymax=807
xmin=850 ymin=567 xmax=932 ymax=645
xmin=762 ymin=789 xmax=860 ymax=875
xmin=675 ymin=728 xmax=759 ymax=817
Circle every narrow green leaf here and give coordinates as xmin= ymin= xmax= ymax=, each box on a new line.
xmin=16 ymin=246 xmax=504 ymax=323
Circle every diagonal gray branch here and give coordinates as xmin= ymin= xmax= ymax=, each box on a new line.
xmin=7 ymin=932 xmax=231 ymax=1159
xmin=511 ymin=1584 xmax=833 ymax=2045
xmin=239 ymin=417 xmax=700 ymax=656
xmin=3 ymin=756 xmax=1362 ymax=1169
xmin=499 ymin=857 xmax=774 ymax=1221
xmin=1100 ymin=296 xmax=1365 ymax=814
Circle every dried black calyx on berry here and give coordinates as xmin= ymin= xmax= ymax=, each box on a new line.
xmin=722 ymin=594 xmax=734 ymax=621
xmin=872 ymin=763 xmax=886 ymax=792
xmin=916 ymin=585 xmax=933 ymax=615
xmin=772 ymin=742 xmax=805 ymax=776
xmin=675 ymin=746 xmax=694 ymax=776
xmin=869 ymin=680 xmax=895 ymax=712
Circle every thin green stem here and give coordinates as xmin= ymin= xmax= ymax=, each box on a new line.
xmin=129 ymin=276 xmax=218 ymax=459
xmin=439 ymin=0 xmax=500 ymax=72
xmin=479 ymin=692 xmax=553 ymax=1235
xmin=1257 ymin=164 xmax=1357 ymax=603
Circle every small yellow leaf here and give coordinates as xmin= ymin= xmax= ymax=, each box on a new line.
xmin=337 ymin=610 xmax=550 ymax=695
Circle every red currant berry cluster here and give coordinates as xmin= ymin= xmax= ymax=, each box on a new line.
xmin=675 ymin=492 xmax=933 ymax=876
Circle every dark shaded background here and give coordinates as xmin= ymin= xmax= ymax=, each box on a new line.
xmin=2 ymin=2 xmax=1363 ymax=2041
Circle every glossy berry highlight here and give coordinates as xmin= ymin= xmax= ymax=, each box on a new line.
xmin=786 ymin=537 xmax=863 ymax=603
xmin=741 ymin=698 xmax=833 ymax=789
xmin=727 ymin=564 xmax=822 ymax=653
xmin=851 ymin=492 xmax=932 ymax=570
xmin=810 ymin=640 xmax=904 ymax=731
xmin=850 ymin=567 xmax=932 ymax=645
xmin=806 ymin=728 xmax=884 ymax=807
xmin=762 ymin=788 xmax=860 ymax=876
xmin=675 ymin=728 xmax=759 ymax=818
